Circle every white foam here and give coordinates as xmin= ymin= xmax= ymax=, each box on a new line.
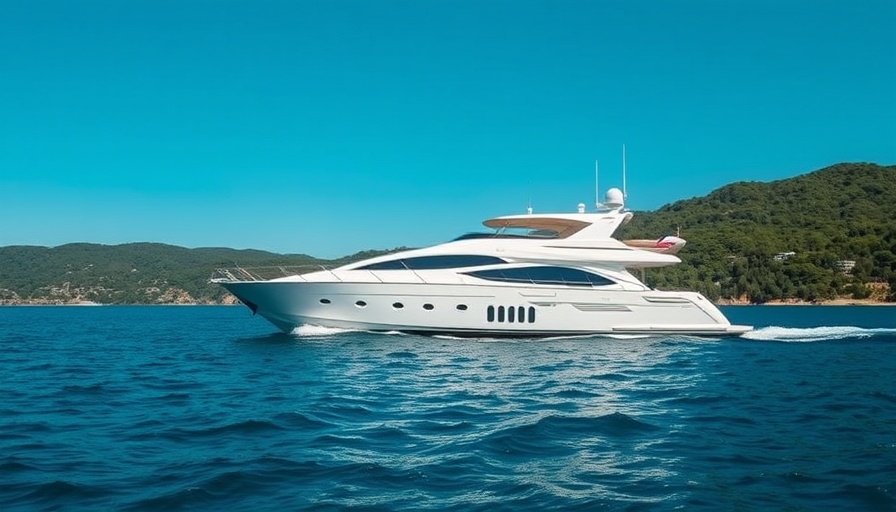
xmin=741 ymin=326 xmax=896 ymax=342
xmin=290 ymin=324 xmax=358 ymax=337
xmin=431 ymin=334 xmax=469 ymax=341
xmin=288 ymin=324 xmax=896 ymax=342
xmin=604 ymin=334 xmax=654 ymax=340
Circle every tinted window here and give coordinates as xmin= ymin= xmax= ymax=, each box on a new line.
xmin=359 ymin=255 xmax=506 ymax=270
xmin=359 ymin=260 xmax=406 ymax=270
xmin=465 ymin=266 xmax=614 ymax=287
xmin=487 ymin=305 xmax=495 ymax=322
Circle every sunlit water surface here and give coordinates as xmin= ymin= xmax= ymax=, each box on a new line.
xmin=1 ymin=305 xmax=894 ymax=511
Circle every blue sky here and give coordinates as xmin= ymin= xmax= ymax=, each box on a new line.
xmin=1 ymin=0 xmax=894 ymax=258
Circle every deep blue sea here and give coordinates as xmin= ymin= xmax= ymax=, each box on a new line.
xmin=1 ymin=305 xmax=895 ymax=511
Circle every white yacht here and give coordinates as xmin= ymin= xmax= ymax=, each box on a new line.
xmin=213 ymin=188 xmax=751 ymax=337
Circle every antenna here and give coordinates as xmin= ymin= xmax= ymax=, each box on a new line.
xmin=622 ymin=143 xmax=627 ymax=199
xmin=594 ymin=159 xmax=601 ymax=209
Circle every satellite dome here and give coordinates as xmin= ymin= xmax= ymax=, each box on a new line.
xmin=605 ymin=187 xmax=624 ymax=209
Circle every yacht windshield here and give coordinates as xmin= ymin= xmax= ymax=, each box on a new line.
xmin=453 ymin=227 xmax=560 ymax=241
xmin=358 ymin=255 xmax=507 ymax=270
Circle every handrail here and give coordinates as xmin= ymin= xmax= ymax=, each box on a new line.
xmin=210 ymin=264 xmax=441 ymax=284
xmin=209 ymin=265 xmax=324 ymax=283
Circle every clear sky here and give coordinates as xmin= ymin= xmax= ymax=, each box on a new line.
xmin=1 ymin=0 xmax=894 ymax=258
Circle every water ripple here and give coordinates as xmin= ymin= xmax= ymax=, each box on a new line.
xmin=0 ymin=306 xmax=894 ymax=511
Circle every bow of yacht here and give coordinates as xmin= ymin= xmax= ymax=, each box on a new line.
xmin=213 ymin=188 xmax=751 ymax=337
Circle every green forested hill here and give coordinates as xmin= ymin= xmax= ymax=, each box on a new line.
xmin=0 ymin=243 xmax=399 ymax=304
xmin=1 ymin=162 xmax=894 ymax=304
xmin=619 ymin=162 xmax=896 ymax=302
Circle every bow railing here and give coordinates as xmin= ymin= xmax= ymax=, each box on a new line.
xmin=210 ymin=265 xmax=331 ymax=283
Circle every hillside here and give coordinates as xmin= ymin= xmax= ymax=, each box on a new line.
xmin=1 ymin=162 xmax=894 ymax=305
xmin=0 ymin=244 xmax=400 ymax=305
xmin=618 ymin=162 xmax=896 ymax=302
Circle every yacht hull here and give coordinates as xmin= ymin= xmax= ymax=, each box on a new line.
xmin=221 ymin=280 xmax=750 ymax=337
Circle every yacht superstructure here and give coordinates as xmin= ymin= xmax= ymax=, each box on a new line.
xmin=213 ymin=188 xmax=752 ymax=337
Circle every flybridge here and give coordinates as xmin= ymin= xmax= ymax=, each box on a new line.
xmin=484 ymin=209 xmax=634 ymax=241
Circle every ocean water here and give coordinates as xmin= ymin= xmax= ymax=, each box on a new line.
xmin=1 ymin=306 xmax=894 ymax=511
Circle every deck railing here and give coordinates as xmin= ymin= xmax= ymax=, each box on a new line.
xmin=210 ymin=265 xmax=332 ymax=283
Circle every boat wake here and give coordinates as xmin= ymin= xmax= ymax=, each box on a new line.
xmin=741 ymin=326 xmax=896 ymax=342
xmin=287 ymin=324 xmax=896 ymax=343
xmin=290 ymin=324 xmax=359 ymax=337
